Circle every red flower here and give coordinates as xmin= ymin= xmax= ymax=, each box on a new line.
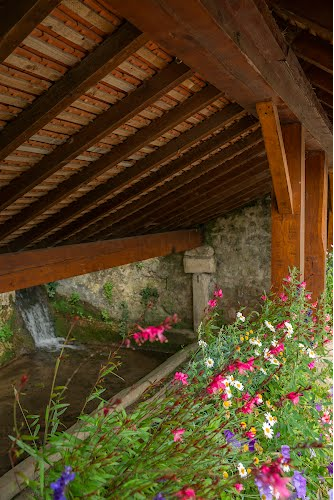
xmin=285 ymin=391 xmax=303 ymax=405
xmin=20 ymin=374 xmax=28 ymax=386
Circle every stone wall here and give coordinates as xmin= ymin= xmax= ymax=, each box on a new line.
xmin=205 ymin=196 xmax=271 ymax=321
xmin=56 ymin=196 xmax=271 ymax=329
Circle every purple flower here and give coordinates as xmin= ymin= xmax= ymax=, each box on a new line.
xmin=248 ymin=438 xmax=256 ymax=452
xmin=281 ymin=445 xmax=290 ymax=462
xmin=154 ymin=494 xmax=166 ymax=500
xmin=255 ymin=477 xmax=273 ymax=500
xmin=292 ymin=470 xmax=307 ymax=499
xmin=224 ymin=429 xmax=241 ymax=448
xmin=275 ymin=432 xmax=281 ymax=438
xmin=327 ymin=462 xmax=333 ymax=476
xmin=50 ymin=466 xmax=75 ymax=500
xmin=329 ymin=489 xmax=333 ymax=500
xmin=315 ymin=403 xmax=322 ymax=411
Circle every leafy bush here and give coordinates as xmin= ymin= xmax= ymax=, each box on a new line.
xmin=103 ymin=282 xmax=114 ymax=304
xmin=0 ymin=321 xmax=12 ymax=342
xmin=101 ymin=309 xmax=112 ymax=324
xmin=45 ymin=282 xmax=58 ymax=299
xmin=10 ymin=259 xmax=333 ymax=499
xmin=68 ymin=292 xmax=80 ymax=306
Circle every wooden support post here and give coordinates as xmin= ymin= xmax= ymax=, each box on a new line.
xmin=328 ymin=172 xmax=333 ymax=250
xmin=0 ymin=230 xmax=202 ymax=293
xmin=305 ymin=152 xmax=328 ymax=298
xmin=271 ymin=123 xmax=305 ymax=290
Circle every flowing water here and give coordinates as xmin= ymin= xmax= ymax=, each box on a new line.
xmin=16 ymin=286 xmax=64 ymax=349
xmin=0 ymin=347 xmax=169 ymax=476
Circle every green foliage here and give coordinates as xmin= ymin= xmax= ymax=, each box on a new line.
xmin=53 ymin=297 xmax=86 ymax=319
xmin=140 ymin=286 xmax=159 ymax=308
xmin=45 ymin=282 xmax=58 ymax=299
xmin=11 ymin=257 xmax=333 ymax=499
xmin=101 ymin=309 xmax=112 ymax=324
xmin=325 ymin=249 xmax=333 ymax=316
xmin=135 ymin=261 xmax=144 ymax=270
xmin=119 ymin=301 xmax=129 ymax=339
xmin=69 ymin=292 xmax=80 ymax=306
xmin=0 ymin=321 xmax=12 ymax=341
xmin=103 ymin=281 xmax=114 ymax=304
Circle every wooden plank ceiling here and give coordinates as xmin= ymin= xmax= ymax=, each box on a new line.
xmin=0 ymin=0 xmax=331 ymax=253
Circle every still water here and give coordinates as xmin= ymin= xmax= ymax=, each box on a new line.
xmin=0 ymin=346 xmax=169 ymax=476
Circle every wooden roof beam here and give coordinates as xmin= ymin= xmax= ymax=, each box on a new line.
xmin=0 ymin=91 xmax=230 ymax=248
xmin=0 ymin=60 xmax=192 ymax=211
xmin=0 ymin=0 xmax=61 ymax=63
xmin=0 ymin=22 xmax=147 ymax=162
xmin=0 ymin=230 xmax=201 ymax=293
xmin=256 ymin=101 xmax=293 ymax=214
xmin=109 ymin=0 xmax=332 ymax=160
xmin=114 ymin=147 xmax=267 ymax=236
xmin=71 ymin=129 xmax=263 ymax=244
xmin=307 ymin=67 xmax=333 ymax=95
xmin=292 ymin=33 xmax=333 ymax=74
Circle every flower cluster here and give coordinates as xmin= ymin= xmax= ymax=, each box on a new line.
xmin=132 ymin=314 xmax=179 ymax=345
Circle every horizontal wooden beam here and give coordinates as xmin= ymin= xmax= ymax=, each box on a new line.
xmin=54 ymin=120 xmax=260 ymax=246
xmin=0 ymin=230 xmax=202 ymax=293
xmin=256 ymin=101 xmax=293 ymax=213
xmin=0 ymin=22 xmax=146 ymax=162
xmin=0 ymin=0 xmax=61 ymax=63
xmin=8 ymin=105 xmax=247 ymax=250
xmin=0 ymin=61 xmax=192 ymax=211
xmin=110 ymin=0 xmax=332 ymax=159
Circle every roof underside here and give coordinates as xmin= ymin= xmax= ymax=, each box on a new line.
xmin=0 ymin=0 xmax=332 ymax=253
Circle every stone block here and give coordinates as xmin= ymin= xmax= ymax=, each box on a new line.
xmin=183 ymin=245 xmax=216 ymax=273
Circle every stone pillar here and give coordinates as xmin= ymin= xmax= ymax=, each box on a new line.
xmin=183 ymin=245 xmax=216 ymax=332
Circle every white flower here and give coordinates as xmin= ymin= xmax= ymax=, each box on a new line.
xmin=262 ymin=422 xmax=274 ymax=439
xmin=198 ymin=339 xmax=207 ymax=348
xmin=225 ymin=387 xmax=233 ymax=399
xmin=263 ymin=348 xmax=270 ymax=359
xmin=282 ymin=464 xmax=290 ymax=472
xmin=309 ymin=448 xmax=316 ymax=458
xmin=256 ymin=394 xmax=263 ymax=404
xmin=237 ymin=462 xmax=248 ymax=478
xmin=255 ymin=350 xmax=260 ymax=356
xmin=264 ymin=320 xmax=275 ymax=333
xmin=232 ymin=380 xmax=244 ymax=391
xmin=307 ymin=348 xmax=317 ymax=359
xmin=271 ymin=338 xmax=278 ymax=347
xmin=250 ymin=337 xmax=262 ymax=347
xmin=284 ymin=321 xmax=293 ymax=337
xmin=237 ymin=312 xmax=245 ymax=322
xmin=260 ymin=367 xmax=267 ymax=375
xmin=269 ymin=357 xmax=280 ymax=365
xmin=205 ymin=358 xmax=214 ymax=368
xmin=265 ymin=412 xmax=277 ymax=426
xmin=225 ymin=375 xmax=234 ymax=383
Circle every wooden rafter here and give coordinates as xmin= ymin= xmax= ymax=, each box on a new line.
xmin=307 ymin=67 xmax=333 ymax=95
xmin=110 ymin=0 xmax=332 ymax=159
xmin=119 ymin=146 xmax=267 ymax=234
xmin=0 ymin=86 xmax=224 ymax=243
xmin=68 ymin=128 xmax=263 ymax=245
xmin=5 ymin=105 xmax=248 ymax=251
xmin=158 ymin=161 xmax=269 ymax=231
xmin=0 ymin=60 xmax=192 ymax=211
xmin=292 ymin=33 xmax=333 ymax=74
xmin=256 ymin=101 xmax=293 ymax=214
xmin=0 ymin=230 xmax=202 ymax=293
xmin=0 ymin=0 xmax=61 ymax=63
xmin=0 ymin=22 xmax=147 ymax=162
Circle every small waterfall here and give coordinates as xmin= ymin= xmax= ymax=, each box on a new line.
xmin=16 ymin=286 xmax=63 ymax=349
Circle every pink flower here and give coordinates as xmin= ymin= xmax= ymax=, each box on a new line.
xmin=308 ymin=362 xmax=315 ymax=370
xmin=300 ymin=281 xmax=307 ymax=288
xmin=270 ymin=343 xmax=284 ymax=356
xmin=172 ymin=428 xmax=185 ymax=442
xmin=242 ymin=392 xmax=251 ymax=401
xmin=245 ymin=430 xmax=256 ymax=439
xmin=176 ymin=487 xmax=196 ymax=499
xmin=207 ymin=374 xmax=226 ymax=394
xmin=276 ymin=321 xmax=286 ymax=329
xmin=261 ymin=295 xmax=267 ymax=301
xmin=234 ymin=483 xmax=244 ymax=492
xmin=284 ymin=275 xmax=292 ymax=283
xmin=240 ymin=400 xmax=256 ymax=414
xmin=279 ymin=293 xmax=288 ymax=302
xmin=321 ymin=411 xmax=331 ymax=424
xmin=325 ymin=325 xmax=331 ymax=332
xmin=325 ymin=314 xmax=331 ymax=322
xmin=257 ymin=463 xmax=291 ymax=498
xmin=311 ymin=301 xmax=318 ymax=308
xmin=305 ymin=293 xmax=312 ymax=300
xmin=174 ymin=372 xmax=189 ymax=386
xmin=214 ymin=289 xmax=223 ymax=298
xmin=208 ymin=299 xmax=217 ymax=309
xmin=286 ymin=391 xmax=303 ymax=405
